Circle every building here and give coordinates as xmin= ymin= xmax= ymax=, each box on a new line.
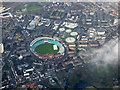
xmin=64 ymin=60 xmax=73 ymax=65
xmin=0 ymin=7 xmax=13 ymax=19
xmin=114 ymin=19 xmax=119 ymax=25
xmin=27 ymin=16 xmax=40 ymax=30
xmin=64 ymin=22 xmax=78 ymax=29
xmin=79 ymin=42 xmax=88 ymax=47
xmin=0 ymin=12 xmax=13 ymax=19
xmin=54 ymin=20 xmax=61 ymax=26
xmin=97 ymin=28 xmax=105 ymax=35
xmin=89 ymin=41 xmax=99 ymax=47
xmin=53 ymin=45 xmax=58 ymax=50
xmin=0 ymin=43 xmax=4 ymax=53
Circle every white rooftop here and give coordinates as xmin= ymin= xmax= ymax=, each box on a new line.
xmin=64 ymin=22 xmax=78 ymax=29
xmin=0 ymin=43 xmax=4 ymax=53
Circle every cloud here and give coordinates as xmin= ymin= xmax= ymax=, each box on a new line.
xmin=89 ymin=38 xmax=119 ymax=67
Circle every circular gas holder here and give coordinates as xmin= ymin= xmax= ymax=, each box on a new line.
xmin=65 ymin=37 xmax=76 ymax=43
xmin=70 ymin=32 xmax=78 ymax=36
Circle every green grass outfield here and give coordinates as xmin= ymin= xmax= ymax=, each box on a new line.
xmin=35 ymin=43 xmax=59 ymax=54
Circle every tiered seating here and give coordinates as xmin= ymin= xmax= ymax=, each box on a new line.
xmin=30 ymin=37 xmax=64 ymax=54
xmin=48 ymin=40 xmax=62 ymax=47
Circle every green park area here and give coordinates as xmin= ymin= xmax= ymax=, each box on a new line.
xmin=15 ymin=4 xmax=42 ymax=14
xmin=3 ymin=64 xmax=9 ymax=70
xmin=35 ymin=43 xmax=59 ymax=54
xmin=28 ymin=4 xmax=42 ymax=13
xmin=66 ymin=63 xmax=118 ymax=88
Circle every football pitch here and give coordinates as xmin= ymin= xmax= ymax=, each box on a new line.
xmin=35 ymin=43 xmax=59 ymax=54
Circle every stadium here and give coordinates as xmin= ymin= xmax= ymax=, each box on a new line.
xmin=30 ymin=37 xmax=65 ymax=59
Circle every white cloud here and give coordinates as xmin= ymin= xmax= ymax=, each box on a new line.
xmin=89 ymin=38 xmax=119 ymax=67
